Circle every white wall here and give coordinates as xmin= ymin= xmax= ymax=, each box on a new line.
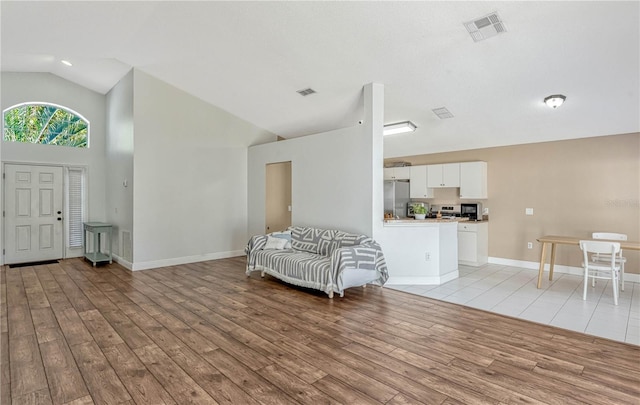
xmin=1 ymin=73 xmax=387 ymax=269
xmin=1 ymin=72 xmax=107 ymax=261
xmin=248 ymin=83 xmax=385 ymax=237
xmin=130 ymin=70 xmax=274 ymax=269
xmin=105 ymin=70 xmax=135 ymax=264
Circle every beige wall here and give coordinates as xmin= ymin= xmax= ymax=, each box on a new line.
xmin=385 ymin=133 xmax=640 ymax=274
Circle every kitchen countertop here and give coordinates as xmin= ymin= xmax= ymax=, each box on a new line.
xmin=384 ymin=217 xmax=468 ymax=224
xmin=384 ymin=217 xmax=489 ymax=224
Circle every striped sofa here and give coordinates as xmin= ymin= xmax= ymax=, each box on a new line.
xmin=245 ymin=226 xmax=388 ymax=298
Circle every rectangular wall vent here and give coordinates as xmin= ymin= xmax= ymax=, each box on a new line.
xmin=464 ymin=11 xmax=506 ymax=42
xmin=121 ymin=230 xmax=132 ymax=262
xmin=297 ymin=88 xmax=316 ymax=96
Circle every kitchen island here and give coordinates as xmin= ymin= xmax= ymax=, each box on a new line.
xmin=377 ymin=217 xmax=468 ymax=285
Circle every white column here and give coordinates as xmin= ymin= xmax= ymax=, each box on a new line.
xmin=363 ymin=83 xmax=385 ymax=240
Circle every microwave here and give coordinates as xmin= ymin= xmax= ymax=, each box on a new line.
xmin=461 ymin=203 xmax=482 ymax=221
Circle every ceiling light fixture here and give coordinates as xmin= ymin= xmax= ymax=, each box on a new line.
xmin=61 ymin=60 xmax=73 ymax=67
xmin=544 ymin=94 xmax=566 ymax=109
xmin=383 ymin=121 xmax=417 ymax=136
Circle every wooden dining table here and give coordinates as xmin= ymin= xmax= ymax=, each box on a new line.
xmin=536 ymin=235 xmax=640 ymax=288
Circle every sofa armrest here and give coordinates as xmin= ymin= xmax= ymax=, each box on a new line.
xmin=245 ymin=235 xmax=268 ymax=270
xmin=331 ymin=241 xmax=389 ymax=291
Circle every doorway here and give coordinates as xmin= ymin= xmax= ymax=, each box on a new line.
xmin=3 ymin=164 xmax=64 ymax=264
xmin=265 ymin=161 xmax=292 ymax=233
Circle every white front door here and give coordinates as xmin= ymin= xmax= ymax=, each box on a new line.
xmin=4 ymin=164 xmax=64 ymax=264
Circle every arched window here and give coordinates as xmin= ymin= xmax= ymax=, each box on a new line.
xmin=3 ymin=103 xmax=89 ymax=148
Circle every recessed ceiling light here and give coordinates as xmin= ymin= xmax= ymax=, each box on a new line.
xmin=61 ymin=60 xmax=73 ymax=67
xmin=544 ymin=94 xmax=566 ymax=109
xmin=383 ymin=121 xmax=417 ymax=136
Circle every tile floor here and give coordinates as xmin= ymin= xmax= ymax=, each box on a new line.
xmin=387 ymin=263 xmax=640 ymax=345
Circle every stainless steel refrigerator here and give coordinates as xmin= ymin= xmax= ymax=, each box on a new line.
xmin=384 ymin=180 xmax=410 ymax=219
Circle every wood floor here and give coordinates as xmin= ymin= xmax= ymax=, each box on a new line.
xmin=1 ymin=257 xmax=639 ymax=405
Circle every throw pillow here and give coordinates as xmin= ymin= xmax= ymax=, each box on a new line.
xmin=270 ymin=231 xmax=292 ymax=249
xmin=263 ymin=235 xmax=288 ymax=250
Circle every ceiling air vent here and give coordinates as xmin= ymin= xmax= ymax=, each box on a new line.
xmin=297 ymin=88 xmax=316 ymax=96
xmin=432 ymin=107 xmax=454 ymax=119
xmin=464 ymin=11 xmax=506 ymax=42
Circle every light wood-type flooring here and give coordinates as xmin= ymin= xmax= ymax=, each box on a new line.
xmin=1 ymin=257 xmax=639 ymax=404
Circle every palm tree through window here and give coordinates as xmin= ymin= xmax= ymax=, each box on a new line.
xmin=3 ymin=103 xmax=89 ymax=148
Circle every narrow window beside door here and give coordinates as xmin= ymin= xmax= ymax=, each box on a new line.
xmin=66 ymin=167 xmax=86 ymax=248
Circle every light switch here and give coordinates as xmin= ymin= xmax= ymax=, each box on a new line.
xmin=525 ymin=208 xmax=534 ymax=215
xmin=288 ymin=205 xmax=292 ymax=212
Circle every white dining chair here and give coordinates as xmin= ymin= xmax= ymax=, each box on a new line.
xmin=579 ymin=240 xmax=621 ymax=305
xmin=591 ymin=232 xmax=627 ymax=291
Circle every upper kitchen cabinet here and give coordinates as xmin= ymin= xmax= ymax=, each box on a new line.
xmin=427 ymin=163 xmax=460 ymax=188
xmin=384 ymin=166 xmax=411 ymax=180
xmin=409 ymin=165 xmax=434 ymax=198
xmin=459 ymin=161 xmax=488 ymax=199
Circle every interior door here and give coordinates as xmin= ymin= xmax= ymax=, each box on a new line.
xmin=265 ymin=161 xmax=292 ymax=233
xmin=4 ymin=164 xmax=64 ymax=264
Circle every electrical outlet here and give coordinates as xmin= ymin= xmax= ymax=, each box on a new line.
xmin=425 ymin=252 xmax=431 ymax=261
xmin=527 ymin=242 xmax=533 ymax=249
xmin=525 ymin=208 xmax=534 ymax=215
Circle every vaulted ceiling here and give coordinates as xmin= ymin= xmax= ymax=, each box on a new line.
xmin=2 ymin=1 xmax=638 ymax=157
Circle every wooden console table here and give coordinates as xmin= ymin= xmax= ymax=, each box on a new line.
xmin=83 ymin=222 xmax=113 ymax=266
xmin=536 ymin=235 xmax=640 ymax=288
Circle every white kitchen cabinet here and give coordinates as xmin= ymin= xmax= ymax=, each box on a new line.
xmin=459 ymin=161 xmax=488 ymax=199
xmin=457 ymin=221 xmax=488 ymax=267
xmin=409 ymin=165 xmax=434 ymax=198
xmin=384 ymin=166 xmax=411 ymax=180
xmin=427 ymin=163 xmax=460 ymax=188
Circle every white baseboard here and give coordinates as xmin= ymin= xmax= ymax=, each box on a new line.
xmin=130 ymin=250 xmax=245 ymax=271
xmin=488 ymin=256 xmax=640 ymax=283
xmin=112 ymin=254 xmax=133 ymax=271
xmin=386 ymin=270 xmax=459 ymax=285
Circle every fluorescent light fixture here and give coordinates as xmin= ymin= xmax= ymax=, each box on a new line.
xmin=383 ymin=121 xmax=417 ymax=136
xmin=544 ymin=94 xmax=566 ymax=109
xmin=61 ymin=60 xmax=73 ymax=66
